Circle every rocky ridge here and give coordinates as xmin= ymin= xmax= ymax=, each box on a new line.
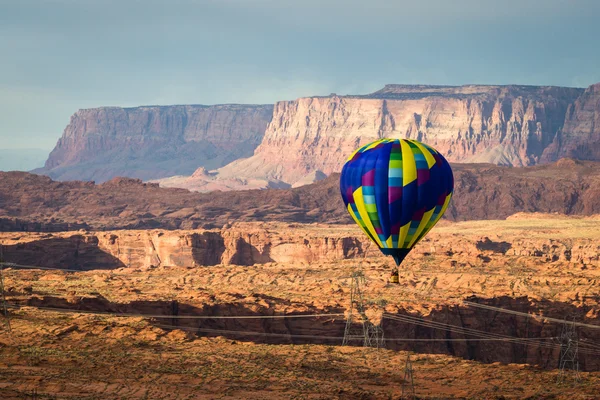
xmin=35 ymin=83 xmax=600 ymax=190
xmin=3 ymin=215 xmax=600 ymax=376
xmin=34 ymin=104 xmax=273 ymax=182
xmin=2 ymin=159 xmax=600 ymax=231
xmin=542 ymin=83 xmax=600 ymax=162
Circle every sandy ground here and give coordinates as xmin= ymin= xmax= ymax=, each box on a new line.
xmin=1 ymin=310 xmax=599 ymax=400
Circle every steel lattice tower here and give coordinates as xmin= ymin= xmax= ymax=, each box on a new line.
xmin=401 ymin=353 xmax=416 ymax=399
xmin=558 ymin=318 xmax=580 ymax=382
xmin=342 ymin=270 xmax=385 ymax=348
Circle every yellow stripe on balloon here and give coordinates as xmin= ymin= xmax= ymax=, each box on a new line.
xmin=385 ymin=235 xmax=393 ymax=248
xmin=400 ymin=140 xmax=417 ymax=185
xmin=407 ymin=208 xmax=435 ymax=248
xmin=437 ymin=193 xmax=453 ymax=222
xmin=414 ymin=193 xmax=453 ymax=245
xmin=347 ymin=203 xmax=373 ymax=242
xmin=412 ymin=141 xmax=436 ymax=169
xmin=398 ymin=221 xmax=411 ymax=249
xmin=352 ymin=187 xmax=383 ymax=247
xmin=365 ymin=139 xmax=386 ymax=151
xmin=346 ymin=148 xmax=362 ymax=161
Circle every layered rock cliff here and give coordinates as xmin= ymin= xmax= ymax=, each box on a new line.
xmin=1 ymin=219 xmax=597 ymax=269
xmin=542 ymin=83 xmax=600 ymax=162
xmin=215 ymin=85 xmax=584 ymax=186
xmin=35 ymin=104 xmax=273 ymax=182
xmin=37 ymin=83 xmax=600 ymax=188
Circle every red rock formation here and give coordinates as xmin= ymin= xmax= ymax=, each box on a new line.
xmin=215 ymin=85 xmax=584 ymax=185
xmin=1 ymin=159 xmax=600 ymax=231
xmin=542 ymin=83 xmax=600 ymax=162
xmin=35 ymin=104 xmax=273 ymax=182
xmin=1 ymin=219 xmax=597 ymax=269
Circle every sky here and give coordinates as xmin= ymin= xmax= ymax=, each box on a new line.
xmin=1 ymin=0 xmax=599 ymax=151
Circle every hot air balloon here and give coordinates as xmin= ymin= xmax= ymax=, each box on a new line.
xmin=340 ymin=138 xmax=454 ymax=274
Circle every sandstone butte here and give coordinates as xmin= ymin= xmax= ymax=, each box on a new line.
xmin=1 ymin=158 xmax=600 ymax=232
xmin=33 ymin=83 xmax=600 ymax=191
xmin=33 ymin=104 xmax=274 ymax=182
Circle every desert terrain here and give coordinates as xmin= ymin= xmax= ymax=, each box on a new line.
xmin=1 ymin=84 xmax=599 ymax=399
xmin=1 ymin=214 xmax=599 ymax=399
xmin=3 ymin=2 xmax=599 ymax=398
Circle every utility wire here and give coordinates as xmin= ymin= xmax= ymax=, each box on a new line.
xmin=9 ymin=304 xmax=590 ymax=347
xmin=9 ymin=303 xmax=600 ymax=356
xmin=383 ymin=313 xmax=560 ymax=350
xmin=383 ymin=313 xmax=600 ymax=357
xmin=152 ymin=324 xmax=568 ymax=344
xmin=464 ymin=301 xmax=600 ymax=330
xmin=7 ymin=304 xmax=345 ymax=320
xmin=0 ymin=262 xmax=84 ymax=273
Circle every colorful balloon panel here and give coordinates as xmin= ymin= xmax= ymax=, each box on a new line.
xmin=340 ymin=138 xmax=454 ymax=266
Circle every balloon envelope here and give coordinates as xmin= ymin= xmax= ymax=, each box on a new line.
xmin=340 ymin=138 xmax=454 ymax=266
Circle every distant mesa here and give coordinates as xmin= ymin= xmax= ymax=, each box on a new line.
xmin=32 ymin=104 xmax=274 ymax=183
xmin=32 ymin=82 xmax=600 ymax=192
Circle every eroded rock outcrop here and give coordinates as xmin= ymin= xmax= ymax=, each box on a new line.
xmin=2 ymin=160 xmax=600 ymax=231
xmin=0 ymin=220 xmax=597 ymax=270
xmin=35 ymin=104 xmax=273 ymax=182
xmin=542 ymin=83 xmax=600 ymax=162
xmin=213 ymin=85 xmax=584 ymax=186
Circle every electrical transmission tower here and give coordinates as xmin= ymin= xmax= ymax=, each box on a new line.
xmin=401 ymin=353 xmax=416 ymax=399
xmin=558 ymin=318 xmax=580 ymax=382
xmin=342 ymin=270 xmax=385 ymax=348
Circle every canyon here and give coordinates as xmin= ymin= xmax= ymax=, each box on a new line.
xmin=1 ymin=217 xmax=598 ymax=270
xmin=1 ymin=215 xmax=600 ymax=399
xmin=3 ymin=83 xmax=600 ymax=399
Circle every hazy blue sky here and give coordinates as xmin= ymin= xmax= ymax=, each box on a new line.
xmin=1 ymin=0 xmax=599 ymax=151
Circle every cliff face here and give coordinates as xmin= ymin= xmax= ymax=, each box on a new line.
xmin=542 ymin=83 xmax=600 ymax=162
xmin=1 ymin=219 xmax=597 ymax=269
xmin=36 ymin=83 xmax=600 ymax=188
xmin=216 ymin=85 xmax=584 ymax=185
xmin=35 ymin=104 xmax=273 ymax=182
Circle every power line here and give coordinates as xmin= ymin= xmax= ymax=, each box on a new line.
xmin=383 ymin=313 xmax=560 ymax=350
xmin=7 ymin=304 xmax=345 ymax=320
xmin=558 ymin=318 xmax=581 ymax=382
xmin=401 ymin=353 xmax=416 ymax=400
xmin=4 ymin=260 xmax=600 ymax=358
xmin=342 ymin=270 xmax=384 ymax=348
xmin=464 ymin=301 xmax=600 ymax=330
xmin=0 ymin=262 xmax=84 ymax=273
xmin=383 ymin=313 xmax=600 ymax=357
xmin=152 ymin=323 xmax=571 ymax=344
xmin=9 ymin=304 xmax=583 ymax=345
